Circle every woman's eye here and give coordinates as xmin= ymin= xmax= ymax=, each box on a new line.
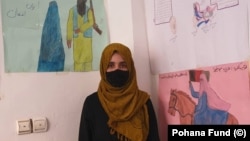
xmin=107 ymin=63 xmax=114 ymax=68
xmin=120 ymin=63 xmax=127 ymax=69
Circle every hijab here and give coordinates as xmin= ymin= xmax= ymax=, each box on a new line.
xmin=97 ymin=43 xmax=150 ymax=141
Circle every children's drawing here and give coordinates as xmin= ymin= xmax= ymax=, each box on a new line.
xmin=145 ymin=0 xmax=245 ymax=75
xmin=158 ymin=61 xmax=250 ymax=141
xmin=168 ymin=70 xmax=239 ymax=125
xmin=193 ymin=2 xmax=216 ymax=27
xmin=168 ymin=89 xmax=238 ymax=125
xmin=1 ymin=0 xmax=109 ymax=72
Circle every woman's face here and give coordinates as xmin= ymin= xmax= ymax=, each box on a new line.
xmin=106 ymin=52 xmax=128 ymax=72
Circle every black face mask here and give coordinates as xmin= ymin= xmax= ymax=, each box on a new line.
xmin=106 ymin=69 xmax=129 ymax=87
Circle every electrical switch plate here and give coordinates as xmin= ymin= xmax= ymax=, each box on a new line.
xmin=16 ymin=119 xmax=32 ymax=135
xmin=32 ymin=117 xmax=48 ymax=133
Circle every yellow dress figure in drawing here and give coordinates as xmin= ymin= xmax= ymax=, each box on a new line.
xmin=67 ymin=0 xmax=94 ymax=72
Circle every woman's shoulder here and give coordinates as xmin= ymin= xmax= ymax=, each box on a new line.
xmin=85 ymin=92 xmax=98 ymax=102
xmin=83 ymin=92 xmax=106 ymax=116
xmin=146 ymin=98 xmax=153 ymax=106
xmin=82 ymin=92 xmax=99 ymax=111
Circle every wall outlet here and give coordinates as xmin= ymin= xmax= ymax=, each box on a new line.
xmin=32 ymin=117 xmax=48 ymax=133
xmin=16 ymin=119 xmax=32 ymax=135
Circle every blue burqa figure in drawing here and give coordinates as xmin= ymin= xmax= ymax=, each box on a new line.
xmin=189 ymin=72 xmax=231 ymax=124
xmin=37 ymin=1 xmax=65 ymax=72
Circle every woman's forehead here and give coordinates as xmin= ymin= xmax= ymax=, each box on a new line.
xmin=110 ymin=52 xmax=125 ymax=62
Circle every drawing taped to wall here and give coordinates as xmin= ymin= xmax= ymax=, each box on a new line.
xmin=1 ymin=0 xmax=109 ymax=72
xmin=158 ymin=61 xmax=250 ymax=141
xmin=145 ymin=0 xmax=248 ymax=74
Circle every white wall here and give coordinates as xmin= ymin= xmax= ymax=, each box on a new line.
xmin=0 ymin=0 xmax=156 ymax=141
xmin=131 ymin=0 xmax=159 ymax=114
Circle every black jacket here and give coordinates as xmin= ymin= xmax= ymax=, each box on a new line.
xmin=78 ymin=92 xmax=160 ymax=141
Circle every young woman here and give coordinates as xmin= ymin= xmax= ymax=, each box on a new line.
xmin=78 ymin=43 xmax=160 ymax=141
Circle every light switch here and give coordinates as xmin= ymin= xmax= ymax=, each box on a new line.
xmin=16 ymin=119 xmax=32 ymax=135
xmin=32 ymin=117 xmax=48 ymax=133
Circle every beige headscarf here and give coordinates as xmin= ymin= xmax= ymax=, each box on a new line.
xmin=97 ymin=43 xmax=150 ymax=141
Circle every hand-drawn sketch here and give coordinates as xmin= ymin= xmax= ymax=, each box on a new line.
xmin=37 ymin=1 xmax=65 ymax=72
xmin=168 ymin=89 xmax=239 ymax=124
xmin=193 ymin=2 xmax=217 ymax=28
xmin=145 ymin=0 xmax=248 ymax=74
xmin=189 ymin=71 xmax=235 ymax=124
xmin=1 ymin=0 xmax=109 ymax=72
xmin=168 ymin=69 xmax=239 ymax=125
xmin=158 ymin=61 xmax=250 ymax=141
xmin=66 ymin=0 xmax=94 ymax=72
xmin=153 ymin=0 xmax=172 ymax=25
